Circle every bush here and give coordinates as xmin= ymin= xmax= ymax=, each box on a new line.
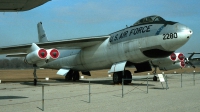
xmin=0 ymin=58 xmax=32 ymax=69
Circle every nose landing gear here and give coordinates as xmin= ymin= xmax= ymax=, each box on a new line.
xmin=152 ymin=67 xmax=158 ymax=81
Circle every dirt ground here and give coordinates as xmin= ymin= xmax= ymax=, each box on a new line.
xmin=0 ymin=67 xmax=199 ymax=83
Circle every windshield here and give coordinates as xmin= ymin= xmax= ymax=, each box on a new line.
xmin=133 ymin=15 xmax=165 ymax=26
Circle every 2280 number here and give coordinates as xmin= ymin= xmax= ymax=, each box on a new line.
xmin=163 ymin=33 xmax=178 ymax=40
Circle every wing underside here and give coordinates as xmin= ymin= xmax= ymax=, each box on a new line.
xmin=0 ymin=0 xmax=50 ymax=11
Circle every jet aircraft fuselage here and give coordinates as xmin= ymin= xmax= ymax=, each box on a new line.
xmin=43 ymin=15 xmax=192 ymax=72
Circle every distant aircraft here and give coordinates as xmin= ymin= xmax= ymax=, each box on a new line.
xmin=0 ymin=0 xmax=50 ymax=11
xmin=0 ymin=15 xmax=193 ymax=85
xmin=185 ymin=53 xmax=200 ymax=68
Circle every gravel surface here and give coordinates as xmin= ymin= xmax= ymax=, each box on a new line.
xmin=0 ymin=73 xmax=200 ymax=112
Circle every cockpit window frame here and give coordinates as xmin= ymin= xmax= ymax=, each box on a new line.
xmin=133 ymin=15 xmax=166 ymax=26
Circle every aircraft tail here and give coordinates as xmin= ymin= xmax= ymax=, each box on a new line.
xmin=37 ymin=22 xmax=48 ymax=43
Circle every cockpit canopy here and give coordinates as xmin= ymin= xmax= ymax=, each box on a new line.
xmin=133 ymin=15 xmax=165 ymax=26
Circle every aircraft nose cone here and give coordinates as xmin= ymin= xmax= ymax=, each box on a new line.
xmin=177 ymin=23 xmax=193 ymax=38
xmin=161 ymin=23 xmax=193 ymax=52
xmin=183 ymin=26 xmax=193 ymax=38
xmin=187 ymin=28 xmax=193 ymax=38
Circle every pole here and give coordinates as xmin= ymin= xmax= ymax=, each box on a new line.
xmin=163 ymin=72 xmax=168 ymax=90
xmin=42 ymin=85 xmax=44 ymax=111
xmin=122 ymin=70 xmax=124 ymax=98
xmin=181 ymin=73 xmax=182 ymax=88
xmin=161 ymin=82 xmax=164 ymax=89
xmin=89 ymin=81 xmax=91 ymax=103
xmin=193 ymin=70 xmax=195 ymax=86
xmin=147 ymin=73 xmax=149 ymax=93
xmin=122 ymin=78 xmax=124 ymax=98
xmin=165 ymin=74 xmax=168 ymax=90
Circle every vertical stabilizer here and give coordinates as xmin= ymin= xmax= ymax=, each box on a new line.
xmin=37 ymin=22 xmax=48 ymax=42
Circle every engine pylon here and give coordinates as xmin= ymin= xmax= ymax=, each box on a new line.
xmin=24 ymin=43 xmax=48 ymax=66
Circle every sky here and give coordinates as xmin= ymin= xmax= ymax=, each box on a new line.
xmin=0 ymin=0 xmax=199 ymax=58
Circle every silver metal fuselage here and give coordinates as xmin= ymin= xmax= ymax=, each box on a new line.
xmin=43 ymin=22 xmax=192 ymax=71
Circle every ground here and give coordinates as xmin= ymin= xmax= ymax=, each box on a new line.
xmin=0 ymin=67 xmax=199 ymax=83
xmin=0 ymin=67 xmax=200 ymax=112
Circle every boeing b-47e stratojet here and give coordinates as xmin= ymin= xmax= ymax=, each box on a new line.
xmin=0 ymin=15 xmax=192 ymax=85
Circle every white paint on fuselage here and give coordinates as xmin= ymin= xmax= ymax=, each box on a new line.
xmin=42 ymin=22 xmax=192 ymax=71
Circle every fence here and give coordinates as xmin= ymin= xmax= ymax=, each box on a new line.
xmin=0 ymin=71 xmax=200 ymax=111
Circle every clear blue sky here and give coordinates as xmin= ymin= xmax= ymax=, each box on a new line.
xmin=0 ymin=0 xmax=199 ymax=58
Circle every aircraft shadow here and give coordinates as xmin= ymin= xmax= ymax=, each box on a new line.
xmin=151 ymin=87 xmax=168 ymax=90
xmin=20 ymin=82 xmax=50 ymax=86
xmin=2 ymin=78 xmax=158 ymax=86
xmin=56 ymin=79 xmax=114 ymax=85
xmin=127 ymin=83 xmax=155 ymax=86
xmin=54 ymin=79 xmax=156 ymax=86
xmin=0 ymin=96 xmax=28 ymax=100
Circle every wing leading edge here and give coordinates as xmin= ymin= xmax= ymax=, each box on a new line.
xmin=0 ymin=36 xmax=110 ymax=55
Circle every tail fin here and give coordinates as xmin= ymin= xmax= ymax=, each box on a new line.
xmin=37 ymin=22 xmax=48 ymax=43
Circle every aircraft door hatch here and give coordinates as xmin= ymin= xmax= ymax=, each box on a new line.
xmin=108 ymin=61 xmax=127 ymax=74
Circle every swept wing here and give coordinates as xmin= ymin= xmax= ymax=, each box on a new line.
xmin=0 ymin=36 xmax=109 ymax=55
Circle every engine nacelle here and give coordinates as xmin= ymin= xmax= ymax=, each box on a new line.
xmin=46 ymin=48 xmax=60 ymax=62
xmin=169 ymin=52 xmax=176 ymax=61
xmin=151 ymin=52 xmax=185 ymax=67
xmin=169 ymin=52 xmax=184 ymax=61
xmin=175 ymin=53 xmax=184 ymax=61
xmin=159 ymin=61 xmax=185 ymax=71
xmin=24 ymin=48 xmax=47 ymax=65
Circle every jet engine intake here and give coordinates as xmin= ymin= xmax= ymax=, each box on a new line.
xmin=24 ymin=48 xmax=47 ymax=65
xmin=170 ymin=53 xmax=176 ymax=61
xmin=151 ymin=52 xmax=185 ymax=67
xmin=176 ymin=53 xmax=184 ymax=61
xmin=170 ymin=53 xmax=184 ymax=61
xmin=46 ymin=48 xmax=60 ymax=62
xmin=48 ymin=49 xmax=60 ymax=59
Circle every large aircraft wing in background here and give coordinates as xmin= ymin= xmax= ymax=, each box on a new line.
xmin=0 ymin=0 xmax=50 ymax=11
xmin=0 ymin=36 xmax=109 ymax=54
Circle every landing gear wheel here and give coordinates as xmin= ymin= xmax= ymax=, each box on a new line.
xmin=113 ymin=72 xmax=119 ymax=84
xmin=123 ymin=70 xmax=132 ymax=84
xmin=73 ymin=71 xmax=80 ymax=81
xmin=113 ymin=72 xmax=122 ymax=84
xmin=34 ymin=79 xmax=37 ymax=86
xmin=65 ymin=70 xmax=73 ymax=81
xmin=153 ymin=76 xmax=157 ymax=81
xmin=65 ymin=73 xmax=72 ymax=81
